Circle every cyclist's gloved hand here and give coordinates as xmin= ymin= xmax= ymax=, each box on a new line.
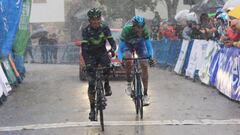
xmin=149 ymin=59 xmax=155 ymax=67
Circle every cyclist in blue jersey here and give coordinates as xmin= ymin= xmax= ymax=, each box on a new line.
xmin=118 ymin=16 xmax=154 ymax=106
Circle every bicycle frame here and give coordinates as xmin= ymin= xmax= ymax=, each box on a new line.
xmin=124 ymin=51 xmax=149 ymax=119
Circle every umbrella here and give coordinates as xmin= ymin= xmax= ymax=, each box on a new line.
xmin=175 ymin=10 xmax=198 ymax=24
xmin=30 ymin=28 xmax=48 ymax=39
xmin=190 ymin=0 xmax=224 ymax=15
xmin=223 ymin=0 xmax=240 ymax=10
xmin=175 ymin=10 xmax=190 ymax=22
xmin=228 ymin=5 xmax=240 ymax=19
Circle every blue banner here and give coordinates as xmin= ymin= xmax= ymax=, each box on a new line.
xmin=166 ymin=39 xmax=182 ymax=68
xmin=152 ymin=39 xmax=170 ymax=66
xmin=0 ymin=0 xmax=23 ymax=58
xmin=213 ymin=47 xmax=240 ymax=101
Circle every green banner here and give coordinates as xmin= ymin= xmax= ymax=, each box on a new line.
xmin=1 ymin=59 xmax=17 ymax=85
xmin=13 ymin=0 xmax=32 ymax=56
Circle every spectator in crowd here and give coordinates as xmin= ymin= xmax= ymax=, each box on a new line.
xmin=159 ymin=20 xmax=178 ymax=40
xmin=210 ymin=9 xmax=229 ymax=43
xmin=192 ymin=23 xmax=204 ymax=39
xmin=152 ymin=11 xmax=161 ymax=27
xmin=164 ymin=21 xmax=178 ymax=40
xmin=182 ymin=21 xmax=194 ymax=40
xmin=223 ymin=19 xmax=240 ymax=46
xmin=39 ymin=34 xmax=49 ymax=64
xmin=48 ymin=33 xmax=58 ymax=64
xmin=233 ymin=20 xmax=240 ymax=48
xmin=159 ymin=21 xmax=168 ymax=39
xmin=199 ymin=13 xmax=215 ymax=40
xmin=151 ymin=11 xmax=161 ymax=40
xmin=24 ymin=38 xmax=35 ymax=63
xmin=175 ymin=24 xmax=184 ymax=39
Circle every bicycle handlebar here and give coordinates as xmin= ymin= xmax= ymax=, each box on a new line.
xmin=92 ymin=65 xmax=116 ymax=78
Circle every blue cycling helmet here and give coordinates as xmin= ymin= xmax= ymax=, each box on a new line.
xmin=132 ymin=16 xmax=145 ymax=27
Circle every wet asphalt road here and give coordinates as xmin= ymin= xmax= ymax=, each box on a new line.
xmin=0 ymin=64 xmax=240 ymax=135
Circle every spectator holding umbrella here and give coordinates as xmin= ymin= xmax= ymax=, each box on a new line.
xmin=31 ymin=25 xmax=49 ymax=63
xmin=39 ymin=33 xmax=49 ymax=64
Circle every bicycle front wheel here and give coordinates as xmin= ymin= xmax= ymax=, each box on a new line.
xmin=99 ymin=108 xmax=104 ymax=131
xmin=137 ymin=74 xmax=143 ymax=119
xmin=133 ymin=75 xmax=138 ymax=114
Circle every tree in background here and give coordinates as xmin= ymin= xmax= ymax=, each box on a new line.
xmin=65 ymin=0 xmax=98 ymax=40
xmin=65 ymin=0 xmax=207 ymax=40
xmin=97 ymin=0 xmax=184 ymax=20
xmin=162 ymin=0 xmax=180 ymax=19
xmin=98 ymin=0 xmax=157 ymax=21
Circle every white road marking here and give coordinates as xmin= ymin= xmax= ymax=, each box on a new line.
xmin=1 ymin=119 xmax=240 ymax=132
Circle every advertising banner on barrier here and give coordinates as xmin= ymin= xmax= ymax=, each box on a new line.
xmin=0 ymin=0 xmax=23 ymax=58
xmin=209 ymin=47 xmax=240 ymax=101
xmin=186 ymin=40 xmax=208 ymax=79
xmin=152 ymin=39 xmax=182 ymax=68
xmin=1 ymin=59 xmax=17 ymax=86
xmin=174 ymin=40 xmax=189 ymax=74
xmin=13 ymin=0 xmax=32 ymax=79
xmin=153 ymin=38 xmax=239 ymax=101
xmin=152 ymin=38 xmax=171 ymax=66
xmin=199 ymin=41 xmax=218 ymax=85
xmin=0 ymin=65 xmax=12 ymax=96
xmin=166 ymin=40 xmax=182 ymax=68
xmin=181 ymin=40 xmax=194 ymax=75
xmin=13 ymin=0 xmax=32 ymax=56
xmin=215 ymin=47 xmax=240 ymax=101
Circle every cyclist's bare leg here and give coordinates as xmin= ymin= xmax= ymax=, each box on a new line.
xmin=123 ymin=52 xmax=133 ymax=82
xmin=140 ymin=61 xmax=148 ymax=95
xmin=123 ymin=52 xmax=133 ymax=95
